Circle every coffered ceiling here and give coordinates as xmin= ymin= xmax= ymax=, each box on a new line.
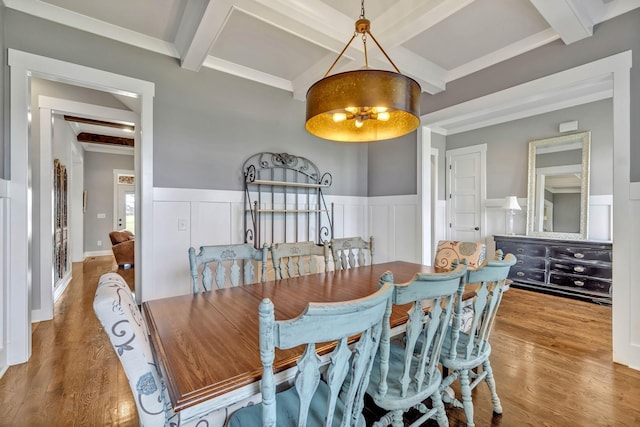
xmin=6 ymin=0 xmax=639 ymax=102
xmin=5 ymin=0 xmax=639 ymax=146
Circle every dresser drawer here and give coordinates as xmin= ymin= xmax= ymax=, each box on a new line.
xmin=550 ymin=261 xmax=611 ymax=280
xmin=549 ymin=246 xmax=612 ymax=263
xmin=513 ymin=254 xmax=546 ymax=270
xmin=549 ymin=273 xmax=611 ymax=294
xmin=509 ymin=266 xmax=546 ymax=284
xmin=497 ymin=243 xmax=547 ymax=258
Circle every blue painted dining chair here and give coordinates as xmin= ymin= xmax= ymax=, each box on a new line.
xmin=439 ymin=252 xmax=517 ymax=427
xmin=227 ymin=282 xmax=394 ymax=427
xmin=366 ymin=263 xmax=467 ymax=427
xmin=330 ymin=236 xmax=374 ymax=270
xmin=270 ymin=240 xmax=330 ymax=279
xmin=188 ymin=243 xmax=269 ymax=293
xmin=93 ymin=272 xmax=241 ymax=426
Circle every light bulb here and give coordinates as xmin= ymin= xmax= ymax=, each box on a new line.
xmin=355 ymin=119 xmax=364 ymax=128
xmin=377 ymin=112 xmax=390 ymax=121
xmin=332 ymin=112 xmax=347 ymax=122
xmin=372 ymin=106 xmax=388 ymax=113
xmin=345 ymin=107 xmax=358 ymax=114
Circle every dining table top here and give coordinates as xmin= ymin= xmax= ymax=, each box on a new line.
xmin=142 ymin=260 xmax=436 ymax=414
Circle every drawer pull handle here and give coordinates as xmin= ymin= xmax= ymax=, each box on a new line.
xmin=574 ymin=280 xmax=585 ymax=287
xmin=574 ymin=253 xmax=585 ymax=259
xmin=516 ymin=272 xmax=525 ymax=277
xmin=517 ymin=247 xmax=524 ymax=253
xmin=574 ymin=266 xmax=586 ymax=273
xmin=517 ymin=260 xmax=524 ymax=265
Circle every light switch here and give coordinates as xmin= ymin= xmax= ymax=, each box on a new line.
xmin=178 ymin=218 xmax=188 ymax=231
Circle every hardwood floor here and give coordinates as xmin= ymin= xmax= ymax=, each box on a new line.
xmin=1 ymin=255 xmax=639 ymax=426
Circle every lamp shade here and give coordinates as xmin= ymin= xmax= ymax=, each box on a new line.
xmin=502 ymin=196 xmax=521 ymax=210
xmin=305 ymin=69 xmax=421 ymax=143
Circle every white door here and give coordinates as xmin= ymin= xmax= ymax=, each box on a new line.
xmin=115 ymin=184 xmax=135 ymax=232
xmin=446 ymin=145 xmax=486 ymax=241
xmin=113 ymin=169 xmax=135 ymax=232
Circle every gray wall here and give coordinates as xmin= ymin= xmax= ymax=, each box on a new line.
xmin=446 ymin=99 xmax=613 ymax=199
xmin=367 ymin=133 xmax=416 ymax=197
xmin=1 ymin=5 xmax=5 ymax=179
xmin=3 ymin=9 xmax=368 ymax=197
xmin=423 ymin=8 xmax=639 ymax=182
xmin=84 ymin=152 xmax=134 ymax=252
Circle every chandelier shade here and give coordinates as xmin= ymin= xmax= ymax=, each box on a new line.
xmin=305 ymin=69 xmax=421 ymax=142
xmin=304 ymin=0 xmax=422 ymax=143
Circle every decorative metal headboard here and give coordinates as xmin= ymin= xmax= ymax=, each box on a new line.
xmin=243 ymin=152 xmax=333 ymax=248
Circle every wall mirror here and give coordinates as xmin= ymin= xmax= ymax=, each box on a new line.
xmin=526 ymin=131 xmax=591 ymax=240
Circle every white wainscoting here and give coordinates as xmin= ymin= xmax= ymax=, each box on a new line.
xmin=150 ymin=188 xmax=418 ymax=301
xmin=146 ymin=190 xmax=612 ymax=301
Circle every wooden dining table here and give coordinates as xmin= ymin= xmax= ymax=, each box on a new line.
xmin=142 ymin=261 xmax=435 ymax=422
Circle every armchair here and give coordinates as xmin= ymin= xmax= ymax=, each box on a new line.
xmin=109 ymin=230 xmax=134 ymax=268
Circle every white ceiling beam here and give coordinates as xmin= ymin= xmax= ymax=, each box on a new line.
xmin=176 ymin=0 xmax=231 ymax=72
xmin=372 ymin=0 xmax=476 ymax=48
xmin=530 ymin=0 xmax=594 ymax=44
xmin=202 ymin=56 xmax=293 ymax=91
xmin=447 ymin=28 xmax=560 ymax=82
xmin=3 ymin=0 xmax=179 ymax=58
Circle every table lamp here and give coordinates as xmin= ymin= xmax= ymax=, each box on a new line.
xmin=502 ymin=196 xmax=521 ymax=235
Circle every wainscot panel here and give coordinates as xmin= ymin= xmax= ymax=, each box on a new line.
xmin=151 ymin=188 xmax=417 ymax=301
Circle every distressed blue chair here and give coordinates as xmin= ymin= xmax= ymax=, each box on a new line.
xmin=93 ymin=273 xmax=243 ymax=426
xmin=366 ymin=263 xmax=467 ymax=427
xmin=227 ymin=282 xmax=394 ymax=427
xmin=330 ymin=236 xmax=374 ymax=270
xmin=439 ymin=252 xmax=517 ymax=427
xmin=270 ymin=240 xmax=329 ymax=279
xmin=188 ymin=243 xmax=269 ymax=293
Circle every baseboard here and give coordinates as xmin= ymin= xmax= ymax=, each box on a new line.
xmin=84 ymin=250 xmax=113 ymax=258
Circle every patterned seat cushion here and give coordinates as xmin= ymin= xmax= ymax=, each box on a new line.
xmin=434 ymin=240 xmax=486 ymax=272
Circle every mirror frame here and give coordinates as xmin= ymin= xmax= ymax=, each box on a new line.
xmin=526 ymin=131 xmax=591 ymax=240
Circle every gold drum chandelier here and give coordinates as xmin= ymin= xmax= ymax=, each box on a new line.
xmin=305 ymin=0 xmax=421 ymax=142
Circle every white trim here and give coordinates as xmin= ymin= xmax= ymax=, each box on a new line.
xmin=423 ymin=55 xmax=621 ymax=135
xmin=610 ymin=51 xmax=635 ymax=368
xmin=84 ymin=250 xmax=115 ymax=258
xmin=420 ymin=50 xmax=634 ymax=368
xmin=8 ymin=56 xmax=32 ymax=364
xmin=366 ymin=194 xmax=418 ymax=204
xmin=8 ymin=49 xmax=155 ymax=364
xmin=37 ymin=107 xmax=54 ymax=322
xmin=418 ymin=126 xmax=431 ymax=265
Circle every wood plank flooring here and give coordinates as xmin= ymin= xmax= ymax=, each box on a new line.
xmin=0 ymin=255 xmax=639 ymax=426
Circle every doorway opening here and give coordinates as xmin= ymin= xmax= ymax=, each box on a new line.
xmin=8 ymin=49 xmax=154 ymax=365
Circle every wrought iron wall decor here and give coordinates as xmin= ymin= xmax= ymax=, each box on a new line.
xmin=54 ymin=159 xmax=69 ymax=282
xmin=243 ymin=152 xmax=333 ymax=249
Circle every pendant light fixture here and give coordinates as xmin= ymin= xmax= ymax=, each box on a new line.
xmin=305 ymin=0 xmax=421 ymax=143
